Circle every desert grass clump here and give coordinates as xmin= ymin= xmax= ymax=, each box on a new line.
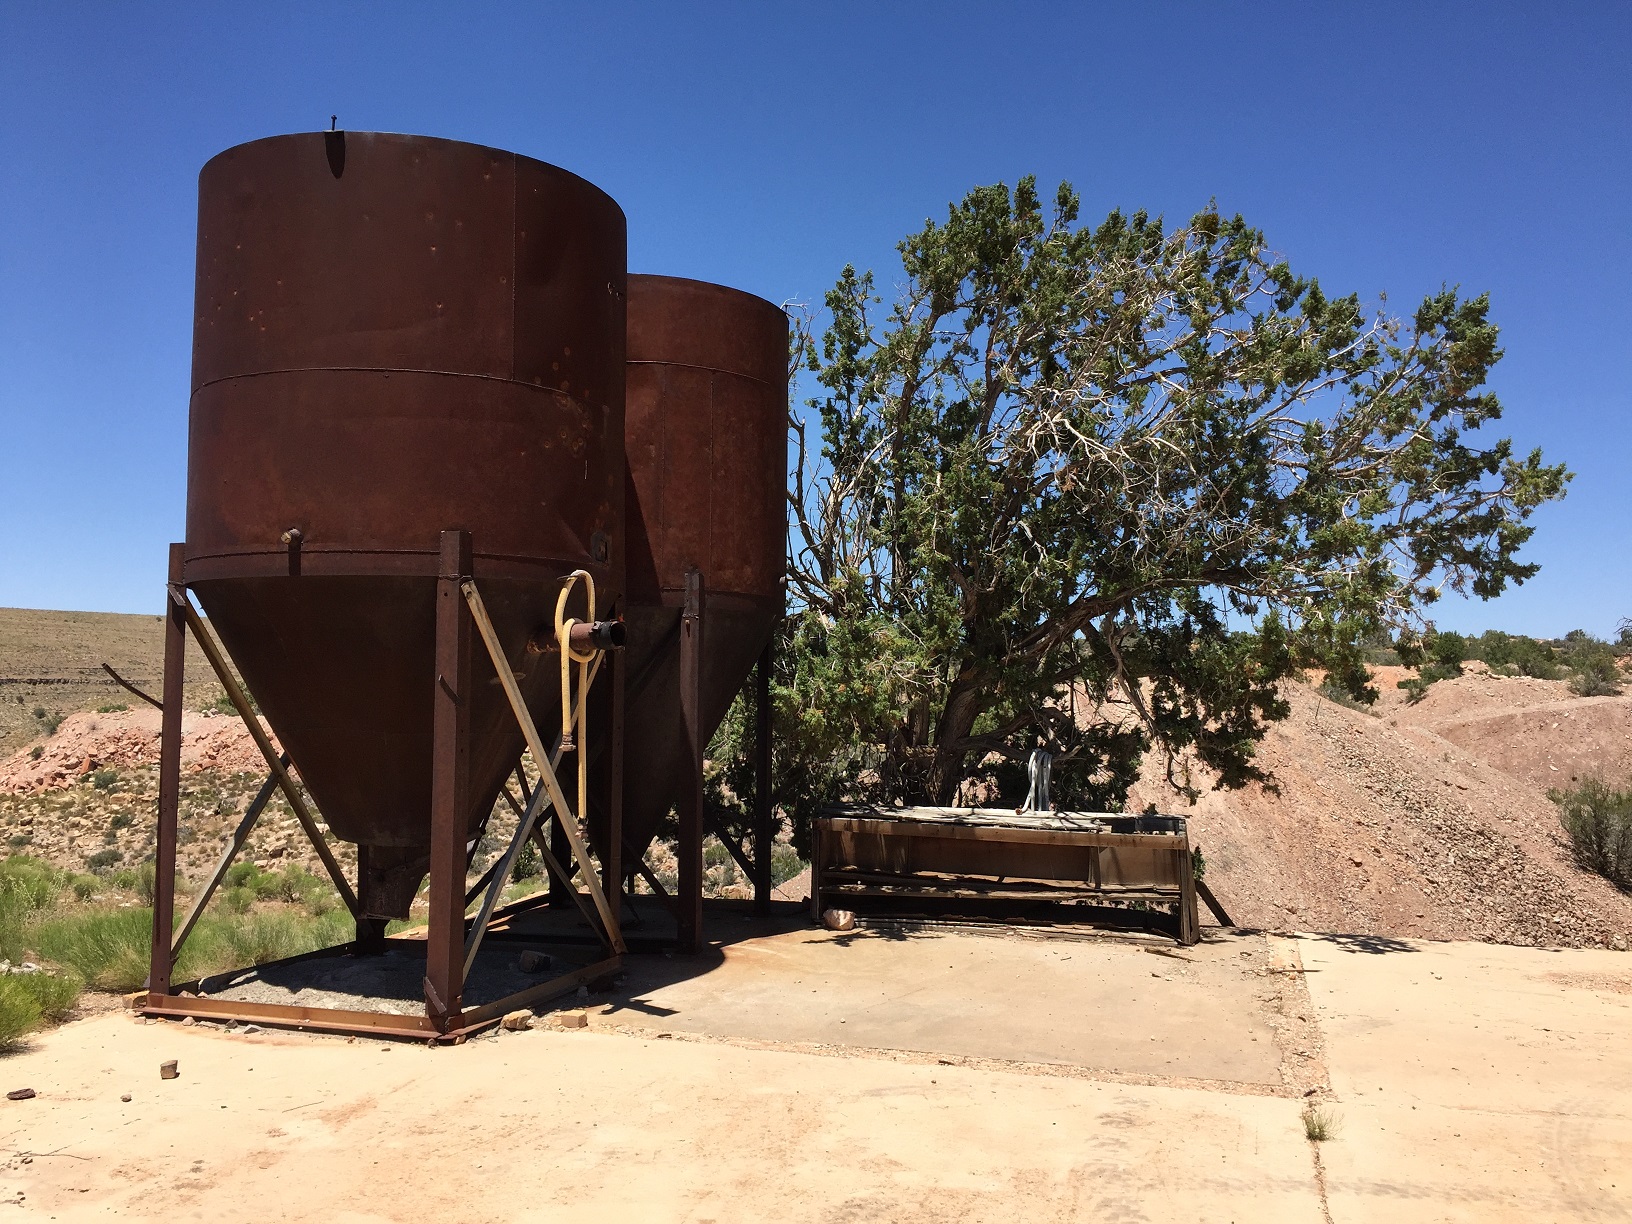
xmin=0 ymin=982 xmax=41 ymax=1050
xmin=29 ymin=907 xmax=153 ymax=992
xmin=1550 ymin=777 xmax=1632 ymax=888
xmin=1301 ymin=1102 xmax=1339 ymax=1142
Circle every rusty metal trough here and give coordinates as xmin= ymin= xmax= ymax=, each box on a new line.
xmin=812 ymin=806 xmax=1202 ymax=944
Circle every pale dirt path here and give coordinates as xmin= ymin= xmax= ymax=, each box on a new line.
xmin=0 ymin=1009 xmax=1320 ymax=1223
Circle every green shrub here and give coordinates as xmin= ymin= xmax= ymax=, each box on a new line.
xmin=28 ymin=746 xmax=42 ymax=761
xmin=85 ymin=848 xmax=121 ymax=873
xmin=41 ymin=713 xmax=63 ymax=736
xmin=223 ymin=862 xmax=262 ymax=890
xmin=1396 ymin=661 xmax=1462 ymax=704
xmin=269 ymin=865 xmax=322 ymax=904
xmin=1469 ymin=631 xmax=1558 ymax=679
xmin=90 ymin=769 xmax=119 ymax=791
xmin=1549 ymin=777 xmax=1632 ymax=888
xmin=222 ymin=886 xmax=255 ymax=915
xmin=68 ymin=875 xmax=98 ymax=902
xmin=0 ymin=982 xmax=42 ymax=1049
xmin=12 ymin=971 xmax=82 ymax=1021
xmin=96 ymin=703 xmax=128 ymax=714
xmin=511 ymin=840 xmax=541 ymax=882
xmin=0 ymin=857 xmax=64 ymax=910
xmin=6 ymin=835 xmax=30 ymax=851
xmin=109 ymin=812 xmax=133 ymax=830
xmin=131 ymin=862 xmax=156 ymax=905
xmin=208 ymin=909 xmax=351 ymax=970
xmin=1561 ymin=634 xmax=1622 ymax=697
xmin=30 ymin=908 xmax=154 ymax=992
xmin=770 ymin=844 xmax=805 ymax=887
xmin=30 ymin=707 xmax=45 ymax=720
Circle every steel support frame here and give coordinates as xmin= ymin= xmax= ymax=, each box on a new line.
xmin=677 ymin=569 xmax=705 ymax=952
xmin=141 ymin=530 xmax=625 ymax=1041
xmin=752 ymin=637 xmax=774 ymax=916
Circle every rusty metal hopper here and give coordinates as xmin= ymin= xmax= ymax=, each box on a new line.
xmin=183 ymin=132 xmax=625 ymax=916
xmin=614 ymin=275 xmax=788 ymax=863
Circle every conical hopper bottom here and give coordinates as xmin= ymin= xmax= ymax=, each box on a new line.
xmin=193 ymin=574 xmax=569 ymax=915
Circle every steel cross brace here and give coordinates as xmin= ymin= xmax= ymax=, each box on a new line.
xmin=460 ymin=579 xmax=625 ymax=958
xmin=168 ymin=585 xmax=360 ymax=916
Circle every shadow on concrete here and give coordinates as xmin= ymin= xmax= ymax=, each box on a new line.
xmin=1307 ymin=931 xmax=1421 ymax=955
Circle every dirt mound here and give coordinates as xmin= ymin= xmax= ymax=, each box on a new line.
xmin=0 ymin=708 xmax=271 ymax=794
xmin=1130 ymin=674 xmax=1632 ymax=949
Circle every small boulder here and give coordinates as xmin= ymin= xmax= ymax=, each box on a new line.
xmin=518 ymin=950 xmax=551 ymax=973
xmin=159 ymin=1060 xmax=179 ymax=1080
xmin=6 ymin=1089 xmax=36 ymax=1101
xmin=500 ymin=1010 xmax=533 ymax=1032
xmin=822 ymin=908 xmax=856 ymax=932
xmin=556 ymin=1010 xmax=588 ymax=1029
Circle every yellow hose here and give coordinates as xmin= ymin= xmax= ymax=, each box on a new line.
xmin=554 ymin=571 xmax=598 ymax=832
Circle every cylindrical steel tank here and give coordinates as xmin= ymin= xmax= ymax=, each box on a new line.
xmin=185 ymin=132 xmax=625 ymax=914
xmin=614 ymin=275 xmax=787 ymax=862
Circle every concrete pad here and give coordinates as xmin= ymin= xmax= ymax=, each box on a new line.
xmin=606 ymin=924 xmax=1286 ymax=1085
xmin=1294 ymin=934 xmax=1632 ymax=1222
xmin=0 ymin=1011 xmax=1325 ymax=1222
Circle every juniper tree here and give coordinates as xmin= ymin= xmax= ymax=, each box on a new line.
xmin=711 ymin=178 xmax=1568 ymax=844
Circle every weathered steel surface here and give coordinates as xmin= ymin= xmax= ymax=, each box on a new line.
xmin=614 ymin=275 xmax=788 ymax=866
xmin=183 ymin=132 xmax=626 ymax=911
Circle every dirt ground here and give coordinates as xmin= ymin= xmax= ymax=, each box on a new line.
xmin=0 ymin=922 xmax=1626 ymax=1222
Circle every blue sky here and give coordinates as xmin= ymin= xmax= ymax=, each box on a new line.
xmin=1 ymin=2 xmax=1627 ymax=636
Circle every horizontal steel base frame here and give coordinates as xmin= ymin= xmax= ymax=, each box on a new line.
xmin=136 ymin=950 xmax=622 ymax=1043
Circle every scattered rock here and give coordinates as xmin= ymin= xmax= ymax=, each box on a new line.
xmin=6 ymin=1089 xmax=36 ymax=1101
xmin=181 ymin=1016 xmax=196 ymax=1027
xmin=500 ymin=1010 xmax=533 ymax=1032
xmin=822 ymin=908 xmax=856 ymax=932
xmin=518 ymin=950 xmax=551 ymax=973
xmin=159 ymin=1060 xmax=179 ymax=1080
xmin=575 ymin=985 xmax=589 ymax=999
xmin=120 ymin=1093 xmax=131 ymax=1102
xmin=557 ymin=1010 xmax=588 ymax=1029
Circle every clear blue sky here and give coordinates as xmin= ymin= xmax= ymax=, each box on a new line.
xmin=2 ymin=2 xmax=1627 ymax=637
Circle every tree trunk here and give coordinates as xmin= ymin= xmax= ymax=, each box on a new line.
xmin=926 ymin=676 xmax=984 ymax=806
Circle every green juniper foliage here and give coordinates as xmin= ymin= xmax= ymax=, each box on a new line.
xmin=726 ymin=179 xmax=1568 ymax=847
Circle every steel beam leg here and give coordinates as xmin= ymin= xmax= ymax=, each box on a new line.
xmin=753 ymin=637 xmax=774 ymax=916
xmin=354 ymin=844 xmax=388 ymax=954
xmin=147 ymin=543 xmax=186 ymax=998
xmin=425 ymin=529 xmax=472 ymax=1030
xmin=677 ymin=569 xmax=705 ymax=953
xmin=604 ymin=615 xmax=624 ymax=914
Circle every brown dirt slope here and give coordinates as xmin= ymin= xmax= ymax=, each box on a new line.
xmin=1129 ymin=665 xmax=1632 ymax=949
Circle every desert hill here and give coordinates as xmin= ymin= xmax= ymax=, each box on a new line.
xmin=1128 ymin=662 xmax=1632 ymax=948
